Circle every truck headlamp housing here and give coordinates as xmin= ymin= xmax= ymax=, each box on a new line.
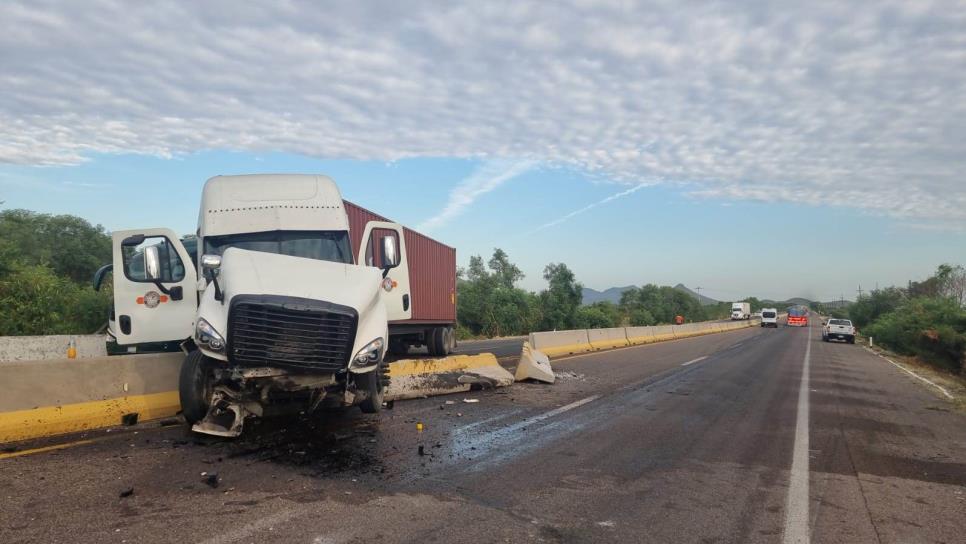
xmin=352 ymin=337 xmax=385 ymax=368
xmin=195 ymin=318 xmax=226 ymax=353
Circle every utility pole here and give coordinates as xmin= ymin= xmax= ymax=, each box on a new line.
xmin=693 ymin=286 xmax=703 ymax=298
xmin=856 ymin=284 xmax=864 ymax=300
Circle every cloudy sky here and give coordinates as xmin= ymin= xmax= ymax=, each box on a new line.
xmin=1 ymin=0 xmax=964 ymax=301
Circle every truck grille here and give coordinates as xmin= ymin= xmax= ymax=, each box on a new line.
xmin=228 ymin=295 xmax=358 ymax=372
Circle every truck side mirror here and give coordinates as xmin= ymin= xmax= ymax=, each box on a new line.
xmin=144 ymin=246 xmax=161 ymax=281
xmin=201 ymin=254 xmax=224 ymax=302
xmin=201 ymin=254 xmax=222 ymax=274
xmin=381 ymin=236 xmax=399 ymax=269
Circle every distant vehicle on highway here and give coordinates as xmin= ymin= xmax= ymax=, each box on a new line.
xmin=823 ymin=318 xmax=856 ymax=343
xmin=760 ymin=308 xmax=778 ymax=327
xmin=731 ymin=302 xmax=751 ymax=320
xmin=786 ymin=305 xmax=809 ymax=327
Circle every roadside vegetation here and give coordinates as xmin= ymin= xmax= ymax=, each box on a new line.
xmin=0 ymin=209 xmax=112 ymax=335
xmin=456 ymin=248 xmax=738 ymax=339
xmin=816 ymin=265 xmax=966 ymax=375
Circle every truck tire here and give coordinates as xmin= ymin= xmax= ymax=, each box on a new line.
xmin=179 ymin=350 xmax=214 ymax=425
xmin=358 ymin=361 xmax=386 ymax=414
xmin=429 ymin=327 xmax=446 ymax=357
xmin=445 ymin=327 xmax=456 ymax=353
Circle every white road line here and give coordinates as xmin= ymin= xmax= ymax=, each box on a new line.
xmin=681 ymin=356 xmax=708 ymax=366
xmin=531 ymin=395 xmax=601 ymax=423
xmin=783 ymin=324 xmax=811 ymax=544
xmin=863 ymin=347 xmax=954 ymax=400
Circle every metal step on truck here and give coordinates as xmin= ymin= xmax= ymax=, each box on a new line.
xmin=98 ymin=174 xmax=456 ymax=436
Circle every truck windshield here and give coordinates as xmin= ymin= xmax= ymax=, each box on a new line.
xmin=203 ymin=231 xmax=353 ymax=264
xmin=762 ymin=311 xmax=776 ymax=318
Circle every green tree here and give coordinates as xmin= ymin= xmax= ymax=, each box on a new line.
xmin=0 ymin=262 xmax=111 ymax=335
xmin=539 ymin=263 xmax=583 ymax=330
xmin=0 ymin=209 xmax=112 ymax=283
xmin=575 ymin=301 xmax=621 ymax=329
xmin=457 ymin=249 xmax=541 ymax=337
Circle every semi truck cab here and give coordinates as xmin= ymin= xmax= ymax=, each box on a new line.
xmin=107 ymin=174 xmax=422 ymax=436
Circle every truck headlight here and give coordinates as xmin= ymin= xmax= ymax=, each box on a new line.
xmin=352 ymin=338 xmax=384 ymax=368
xmin=195 ymin=318 xmax=226 ymax=353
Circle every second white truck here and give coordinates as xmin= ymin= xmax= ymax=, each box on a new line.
xmin=731 ymin=302 xmax=751 ymax=320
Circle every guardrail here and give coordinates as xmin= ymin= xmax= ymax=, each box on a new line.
xmin=528 ymin=318 xmax=761 ymax=360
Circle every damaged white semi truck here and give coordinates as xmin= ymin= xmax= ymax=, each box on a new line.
xmin=105 ymin=175 xmax=457 ymax=436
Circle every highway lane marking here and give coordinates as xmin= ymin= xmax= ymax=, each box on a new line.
xmin=524 ymin=394 xmax=601 ymax=424
xmin=0 ymin=439 xmax=95 ymax=460
xmin=783 ymin=322 xmax=812 ymax=544
xmin=863 ymin=347 xmax=954 ymax=400
xmin=681 ymin=356 xmax=708 ymax=366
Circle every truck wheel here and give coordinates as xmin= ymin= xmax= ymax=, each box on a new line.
xmin=358 ymin=362 xmax=386 ymax=414
xmin=445 ymin=327 xmax=456 ymax=353
xmin=430 ymin=327 xmax=446 ymax=357
xmin=179 ymin=350 xmax=214 ymax=425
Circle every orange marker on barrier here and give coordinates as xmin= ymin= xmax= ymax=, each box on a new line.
xmin=67 ymin=337 xmax=77 ymax=359
xmin=416 ymin=422 xmax=424 ymax=432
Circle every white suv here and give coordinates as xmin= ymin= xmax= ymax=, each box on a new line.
xmin=823 ymin=318 xmax=856 ymax=344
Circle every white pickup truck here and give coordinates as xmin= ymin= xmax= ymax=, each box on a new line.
xmin=822 ymin=318 xmax=856 ymax=344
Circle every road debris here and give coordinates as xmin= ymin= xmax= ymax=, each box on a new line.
xmin=203 ymin=472 xmax=219 ymax=488
xmin=463 ymin=398 xmax=480 ymax=404
xmin=515 ymin=343 xmax=555 ymax=383
xmin=119 ymin=487 xmax=134 ymax=498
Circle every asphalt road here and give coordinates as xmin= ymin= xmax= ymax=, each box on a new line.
xmin=2 ymin=319 xmax=964 ymax=543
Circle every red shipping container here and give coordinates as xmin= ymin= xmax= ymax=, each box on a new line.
xmin=344 ymin=201 xmax=456 ymax=325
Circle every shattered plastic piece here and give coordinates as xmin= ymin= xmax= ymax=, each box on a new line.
xmin=204 ymin=472 xmax=219 ymax=488
xmin=444 ymin=400 xmax=455 ymax=405
xmin=121 ymin=413 xmax=139 ymax=426
xmin=514 ymin=342 xmax=555 ymax=383
xmin=463 ymin=398 xmax=479 ymax=403
xmin=418 ymin=445 xmax=425 ymax=456
xmin=119 ymin=487 xmax=134 ymax=498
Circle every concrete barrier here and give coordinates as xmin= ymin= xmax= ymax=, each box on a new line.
xmin=0 ymin=353 xmax=183 ymax=443
xmin=0 ymin=351 xmax=510 ymax=444
xmin=587 ymin=328 xmax=629 ymax=350
xmin=625 ymin=326 xmax=656 ymax=345
xmin=651 ymin=325 xmax=676 ymax=342
xmin=0 ymin=335 xmax=108 ymax=363
xmin=529 ymin=330 xmax=594 ymax=358
xmin=386 ymin=354 xmax=512 ymax=401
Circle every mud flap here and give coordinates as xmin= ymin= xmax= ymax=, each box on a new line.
xmin=514 ymin=342 xmax=555 ymax=384
xmin=191 ymin=389 xmax=262 ymax=438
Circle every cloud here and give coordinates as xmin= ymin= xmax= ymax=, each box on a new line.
xmin=528 ymin=183 xmax=651 ymax=233
xmin=418 ymin=159 xmax=534 ymax=231
xmin=2 ymin=1 xmax=965 ymax=224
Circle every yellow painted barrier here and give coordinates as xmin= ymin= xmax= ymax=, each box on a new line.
xmin=0 ymin=391 xmax=180 ymax=444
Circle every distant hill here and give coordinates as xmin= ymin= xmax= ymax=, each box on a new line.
xmin=673 ymin=284 xmax=720 ymax=306
xmin=582 ymin=286 xmax=635 ymax=305
xmin=784 ymin=297 xmax=814 ymax=306
xmin=583 ymin=284 xmax=723 ymax=306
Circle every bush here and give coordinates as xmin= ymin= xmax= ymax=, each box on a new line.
xmin=0 ymin=263 xmax=111 ymax=335
xmin=865 ymin=297 xmax=966 ymax=374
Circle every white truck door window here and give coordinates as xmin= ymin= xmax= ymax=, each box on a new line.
xmin=112 ymin=228 xmax=198 ymax=346
xmin=358 ymin=221 xmax=412 ymax=321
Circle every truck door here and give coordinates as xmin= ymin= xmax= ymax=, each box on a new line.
xmin=111 ymin=228 xmax=198 ymax=346
xmin=358 ymin=221 xmax=412 ymax=321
